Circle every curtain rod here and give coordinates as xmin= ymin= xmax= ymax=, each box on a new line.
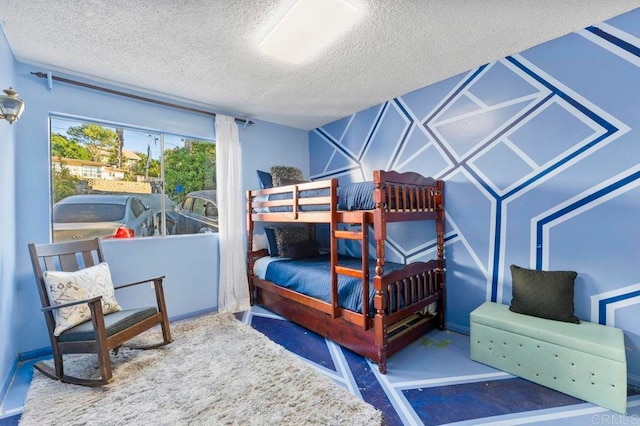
xmin=31 ymin=71 xmax=254 ymax=126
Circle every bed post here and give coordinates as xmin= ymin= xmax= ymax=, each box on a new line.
xmin=372 ymin=171 xmax=388 ymax=373
xmin=246 ymin=190 xmax=255 ymax=306
xmin=436 ymin=180 xmax=445 ymax=330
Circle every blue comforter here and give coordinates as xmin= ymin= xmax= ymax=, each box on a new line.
xmin=264 ymin=254 xmax=405 ymax=314
xmin=254 ymin=182 xmax=376 ymax=212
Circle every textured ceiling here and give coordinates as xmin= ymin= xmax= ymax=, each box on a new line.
xmin=1 ymin=1 xmax=639 ymax=130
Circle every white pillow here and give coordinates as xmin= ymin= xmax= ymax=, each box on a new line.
xmin=44 ymin=262 xmax=123 ymax=336
xmin=253 ymin=232 xmax=269 ymax=251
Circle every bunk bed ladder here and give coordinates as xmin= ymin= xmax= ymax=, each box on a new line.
xmin=331 ymin=212 xmax=370 ymax=328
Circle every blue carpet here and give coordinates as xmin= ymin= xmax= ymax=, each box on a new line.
xmin=403 ymin=377 xmax=582 ymax=424
xmin=0 ymin=415 xmax=19 ymax=426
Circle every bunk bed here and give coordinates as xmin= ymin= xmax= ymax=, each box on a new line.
xmin=246 ymin=170 xmax=445 ymax=373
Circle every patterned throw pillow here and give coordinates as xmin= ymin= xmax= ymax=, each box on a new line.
xmin=273 ymin=226 xmax=309 ymax=257
xmin=270 ymin=165 xmax=303 ymax=187
xmin=278 ymin=177 xmax=309 ymax=186
xmin=44 ymin=262 xmax=123 ymax=336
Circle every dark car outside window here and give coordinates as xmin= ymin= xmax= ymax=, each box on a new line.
xmin=53 ymin=204 xmax=126 ymax=223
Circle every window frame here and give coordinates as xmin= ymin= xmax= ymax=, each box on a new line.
xmin=49 ymin=114 xmax=216 ymax=240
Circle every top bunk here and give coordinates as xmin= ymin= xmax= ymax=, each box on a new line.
xmin=247 ymin=170 xmax=444 ymax=224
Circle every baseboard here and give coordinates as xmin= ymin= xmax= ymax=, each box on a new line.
xmin=168 ymin=307 xmax=218 ymax=323
xmin=445 ymin=321 xmax=470 ymax=335
xmin=19 ymin=347 xmax=52 ymax=362
xmin=0 ymin=356 xmax=18 ymax=410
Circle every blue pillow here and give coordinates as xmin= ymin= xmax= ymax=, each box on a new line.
xmin=257 ymin=170 xmax=273 ymax=189
xmin=264 ymin=227 xmax=278 ymax=256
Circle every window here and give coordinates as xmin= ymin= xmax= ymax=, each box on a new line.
xmin=50 ymin=116 xmax=216 ymax=242
xmin=192 ymin=198 xmax=207 ymax=216
xmin=205 ymin=202 xmax=218 ymax=218
xmin=181 ymin=197 xmax=194 ymax=212
xmin=130 ymin=198 xmax=146 ymax=218
xmin=53 ymin=204 xmax=125 ymax=223
xmin=82 ymin=165 xmax=100 ymax=178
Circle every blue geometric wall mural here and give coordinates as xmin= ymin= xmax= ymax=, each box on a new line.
xmin=309 ymin=9 xmax=640 ymax=383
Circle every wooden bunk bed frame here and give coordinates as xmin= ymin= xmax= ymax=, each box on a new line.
xmin=246 ymin=170 xmax=445 ymax=373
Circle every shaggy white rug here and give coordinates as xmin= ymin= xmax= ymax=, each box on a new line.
xmin=20 ymin=313 xmax=381 ymax=425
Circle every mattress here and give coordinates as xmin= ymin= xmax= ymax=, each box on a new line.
xmin=252 ymin=181 xmax=376 ymax=213
xmin=254 ymin=253 xmax=406 ymax=314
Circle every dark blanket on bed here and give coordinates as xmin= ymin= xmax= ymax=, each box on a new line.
xmin=264 ymin=254 xmax=405 ymax=314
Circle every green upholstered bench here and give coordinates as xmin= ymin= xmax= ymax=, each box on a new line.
xmin=470 ymin=302 xmax=627 ymax=414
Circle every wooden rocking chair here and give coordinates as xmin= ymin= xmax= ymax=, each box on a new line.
xmin=28 ymin=238 xmax=173 ymax=386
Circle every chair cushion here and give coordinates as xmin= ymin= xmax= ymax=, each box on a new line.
xmin=58 ymin=307 xmax=158 ymax=342
xmin=44 ymin=262 xmax=123 ymax=336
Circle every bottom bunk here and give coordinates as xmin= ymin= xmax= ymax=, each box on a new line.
xmin=250 ymin=252 xmax=445 ymax=373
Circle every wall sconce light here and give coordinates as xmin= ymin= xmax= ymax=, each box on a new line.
xmin=0 ymin=87 xmax=25 ymax=124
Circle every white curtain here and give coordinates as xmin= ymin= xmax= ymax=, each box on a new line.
xmin=215 ymin=115 xmax=250 ymax=313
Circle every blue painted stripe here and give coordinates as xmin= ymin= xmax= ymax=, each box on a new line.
xmin=587 ymin=26 xmax=640 ymax=58
xmin=389 ymin=98 xmax=415 ymax=168
xmin=380 ymin=237 xmax=404 ymax=262
xmin=503 ymin=56 xmax=618 ymax=200
xmin=505 ymin=130 xmax=614 ymax=199
xmin=535 ymin=169 xmax=640 ymax=268
xmin=423 ymin=65 xmax=488 ymax=168
xmin=405 ymin=234 xmax=457 ymax=259
xmin=598 ymin=289 xmax=640 ymax=325
xmin=312 ymin=165 xmax=362 ymax=181
xmin=424 ymin=64 xmax=488 ymax=124
xmin=463 ymin=165 xmax=500 ymax=199
xmin=359 ymin=102 xmax=389 ymax=161
xmin=314 ymin=127 xmax=359 ymax=164
xmin=490 ymin=203 xmax=503 ymax=302
xmin=505 ymin=56 xmax=617 ymax=132
xmin=460 ymin=95 xmax=552 ymax=180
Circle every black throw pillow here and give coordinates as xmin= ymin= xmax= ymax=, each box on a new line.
xmin=286 ymin=240 xmax=319 ymax=260
xmin=509 ymin=264 xmax=579 ymax=323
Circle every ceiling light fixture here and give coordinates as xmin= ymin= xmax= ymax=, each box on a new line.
xmin=0 ymin=87 xmax=25 ymax=124
xmin=259 ymin=0 xmax=360 ymax=64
